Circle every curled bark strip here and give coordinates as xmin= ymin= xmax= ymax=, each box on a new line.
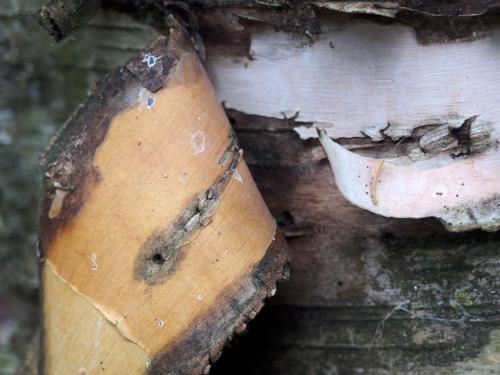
xmin=318 ymin=130 xmax=500 ymax=232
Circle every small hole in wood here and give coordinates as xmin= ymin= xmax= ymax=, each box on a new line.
xmin=152 ymin=253 xmax=165 ymax=265
xmin=276 ymin=210 xmax=295 ymax=227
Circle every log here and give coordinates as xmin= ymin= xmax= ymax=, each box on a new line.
xmin=3 ymin=1 xmax=500 ymax=374
xmin=38 ymin=23 xmax=288 ymax=375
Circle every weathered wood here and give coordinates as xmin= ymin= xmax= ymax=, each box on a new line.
xmin=39 ymin=25 xmax=288 ymax=374
xmin=211 ymin=109 xmax=500 ymax=375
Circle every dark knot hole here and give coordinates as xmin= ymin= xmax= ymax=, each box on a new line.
xmin=152 ymin=253 xmax=165 ymax=265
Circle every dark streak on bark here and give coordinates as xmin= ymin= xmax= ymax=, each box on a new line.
xmin=451 ymin=115 xmax=477 ymax=158
xmin=36 ymin=0 xmax=500 ymax=46
xmin=103 ymin=0 xmax=500 ymax=18
xmin=38 ymin=35 xmax=176 ymax=257
xmin=135 ymin=151 xmax=242 ymax=285
xmin=148 ymin=232 xmax=289 ymax=375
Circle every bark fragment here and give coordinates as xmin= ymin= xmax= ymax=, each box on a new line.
xmin=38 ymin=0 xmax=101 ymax=41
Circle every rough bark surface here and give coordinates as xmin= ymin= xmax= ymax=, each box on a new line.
xmin=211 ymin=110 xmax=500 ymax=375
xmin=2 ymin=1 xmax=500 ymax=374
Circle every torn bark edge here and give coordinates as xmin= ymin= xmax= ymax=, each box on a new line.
xmin=317 ymin=129 xmax=500 ymax=232
xmin=37 ymin=0 xmax=101 ymax=42
xmin=97 ymin=0 xmax=500 ymax=49
xmin=148 ymin=232 xmax=290 ymax=375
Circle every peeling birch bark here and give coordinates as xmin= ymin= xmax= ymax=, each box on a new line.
xmin=38 ymin=24 xmax=288 ymax=375
xmin=318 ymin=129 xmax=500 ymax=232
xmin=204 ymin=17 xmax=500 ymax=232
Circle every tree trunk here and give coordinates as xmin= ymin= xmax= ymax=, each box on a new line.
xmin=2 ymin=1 xmax=500 ymax=374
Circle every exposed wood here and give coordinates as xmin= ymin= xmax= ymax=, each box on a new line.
xmin=39 ymin=25 xmax=288 ymax=374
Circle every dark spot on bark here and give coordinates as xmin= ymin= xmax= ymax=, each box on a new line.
xmin=152 ymin=253 xmax=165 ymax=265
xmin=276 ymin=210 xmax=294 ymax=227
xmin=382 ymin=232 xmax=394 ymax=241
xmin=451 ymin=115 xmax=477 ymax=158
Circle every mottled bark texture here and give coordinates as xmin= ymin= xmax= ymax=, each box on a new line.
xmin=3 ymin=0 xmax=500 ymax=374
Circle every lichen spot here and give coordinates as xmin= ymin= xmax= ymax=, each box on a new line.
xmin=147 ymin=97 xmax=155 ymax=109
xmin=142 ymin=53 xmax=159 ymax=68
xmin=197 ymin=294 xmax=204 ymax=301
xmin=191 ymin=131 xmax=206 ymax=155
xmin=233 ymin=169 xmax=243 ymax=183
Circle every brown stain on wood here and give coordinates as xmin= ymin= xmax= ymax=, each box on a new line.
xmin=370 ymin=159 xmax=384 ymax=206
